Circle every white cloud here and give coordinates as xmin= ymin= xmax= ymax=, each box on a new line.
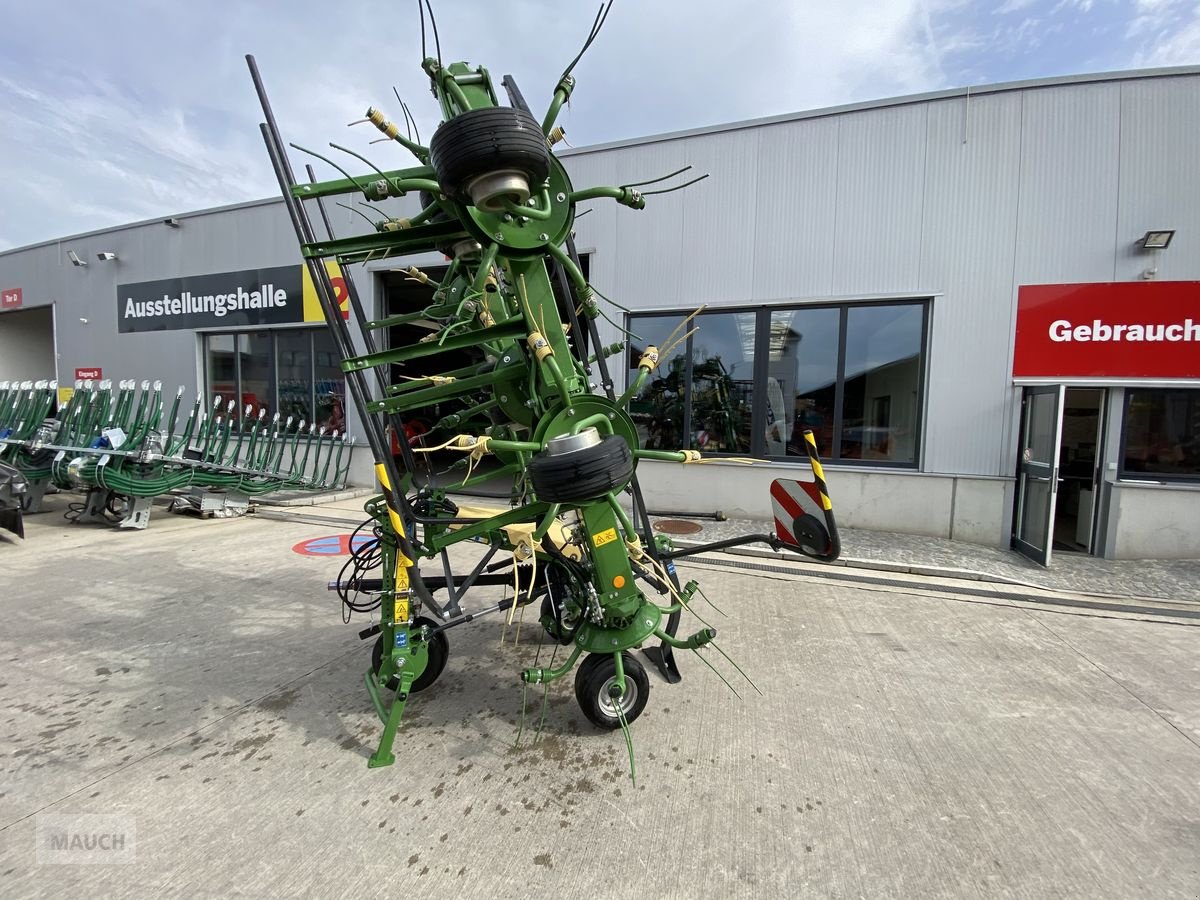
xmin=995 ymin=0 xmax=1038 ymax=13
xmin=2 ymin=0 xmax=1195 ymax=252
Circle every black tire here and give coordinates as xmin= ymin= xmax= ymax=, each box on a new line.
xmin=429 ymin=107 xmax=551 ymax=203
xmin=574 ymin=652 xmax=649 ymax=730
xmin=418 ymin=190 xmax=451 ymax=223
xmin=371 ymin=616 xmax=449 ymax=693
xmin=527 ymin=434 xmax=633 ymax=503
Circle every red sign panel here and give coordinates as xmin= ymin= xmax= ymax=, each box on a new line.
xmin=1 ymin=287 xmax=21 ymax=309
xmin=1014 ymin=282 xmax=1200 ymax=379
xmin=74 ymin=368 xmax=103 ymax=380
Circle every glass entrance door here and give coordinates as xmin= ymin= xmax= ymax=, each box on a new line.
xmin=1013 ymin=385 xmax=1065 ymax=566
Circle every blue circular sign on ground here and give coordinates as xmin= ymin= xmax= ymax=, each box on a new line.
xmin=292 ymin=533 xmax=376 ymax=556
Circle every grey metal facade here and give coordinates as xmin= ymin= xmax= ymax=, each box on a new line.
xmin=2 ymin=67 xmax=1198 ymax=554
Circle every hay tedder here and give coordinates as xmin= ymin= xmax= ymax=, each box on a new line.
xmin=0 ymin=378 xmax=352 ymax=530
xmin=248 ymin=2 xmax=839 ymax=771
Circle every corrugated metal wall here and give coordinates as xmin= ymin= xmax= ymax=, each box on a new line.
xmin=565 ymin=71 xmax=1200 ymax=478
xmin=2 ymin=71 xmax=1198 ymax=484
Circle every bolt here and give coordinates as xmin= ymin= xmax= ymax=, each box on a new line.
xmin=567 ymin=409 xmax=575 ymax=416
xmin=645 ymin=619 xmax=653 ymax=627
xmin=538 ymin=233 xmax=549 ymax=241
xmin=527 ymin=198 xmax=537 ymax=207
xmin=495 ymin=232 xmax=504 ymax=240
xmin=611 ymin=639 xmax=618 ymax=646
xmin=502 ymin=355 xmax=511 ymax=363
xmin=502 ymin=214 xmax=513 ymax=222
xmin=500 ymin=395 xmax=508 ymax=402
xmin=556 ymin=192 xmax=566 ymax=202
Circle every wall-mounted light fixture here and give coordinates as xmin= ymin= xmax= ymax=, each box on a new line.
xmin=1140 ymin=230 xmax=1175 ymax=250
xmin=96 ymin=252 xmax=119 ymax=262
xmin=163 ymin=217 xmax=181 ymax=228
xmin=66 ymin=250 xmax=87 ymax=267
xmin=1137 ymin=229 xmax=1176 ymax=280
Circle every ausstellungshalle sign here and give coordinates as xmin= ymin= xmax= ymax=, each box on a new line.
xmin=117 ymin=266 xmax=304 ymax=333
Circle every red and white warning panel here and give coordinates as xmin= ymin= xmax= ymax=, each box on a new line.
xmin=770 ymin=478 xmax=833 ymax=556
xmin=769 ymin=429 xmax=839 ymax=561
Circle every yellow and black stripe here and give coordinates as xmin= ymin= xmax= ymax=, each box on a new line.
xmin=801 ymin=430 xmax=833 ymax=512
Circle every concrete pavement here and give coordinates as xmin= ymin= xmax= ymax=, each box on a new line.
xmin=1 ymin=495 xmax=1198 ymax=898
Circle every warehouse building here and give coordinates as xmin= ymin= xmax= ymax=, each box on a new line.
xmin=1 ymin=67 xmax=1198 ymax=562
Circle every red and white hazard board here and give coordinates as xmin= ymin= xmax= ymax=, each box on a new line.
xmin=770 ymin=478 xmax=833 ymax=556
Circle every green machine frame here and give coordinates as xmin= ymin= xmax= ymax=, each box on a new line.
xmin=248 ymin=3 xmax=840 ymax=771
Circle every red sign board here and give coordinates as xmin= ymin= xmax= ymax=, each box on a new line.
xmin=75 ymin=367 xmax=103 ymax=380
xmin=1014 ymin=282 xmax=1200 ymax=379
xmin=1 ymin=287 xmax=21 ymax=309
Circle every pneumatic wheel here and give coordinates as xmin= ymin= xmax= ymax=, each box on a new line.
xmin=371 ymin=616 xmax=449 ymax=693
xmin=574 ymin=652 xmax=650 ymax=730
xmin=428 ymin=107 xmax=551 ymax=206
xmin=527 ymin=434 xmax=634 ymax=503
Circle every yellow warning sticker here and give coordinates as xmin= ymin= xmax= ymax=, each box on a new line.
xmin=592 ymin=527 xmax=618 ymax=548
xmin=395 ymin=599 xmax=410 ymax=622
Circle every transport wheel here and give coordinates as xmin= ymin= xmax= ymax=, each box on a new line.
xmin=429 ymin=107 xmax=551 ymax=208
xmin=574 ymin=652 xmax=650 ymax=730
xmin=371 ymin=616 xmax=449 ymax=693
xmin=528 ymin=432 xmax=633 ymax=503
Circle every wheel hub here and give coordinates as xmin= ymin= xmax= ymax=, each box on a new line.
xmin=598 ymin=675 xmax=638 ymax=718
xmin=466 ymin=169 xmax=531 ymax=212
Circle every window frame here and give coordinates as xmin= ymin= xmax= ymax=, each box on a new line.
xmin=628 ymin=298 xmax=930 ymax=468
xmin=202 ymin=326 xmax=338 ymax=430
xmin=1117 ymin=387 xmax=1200 ymax=485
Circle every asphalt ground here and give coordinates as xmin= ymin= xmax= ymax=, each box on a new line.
xmin=1 ymin=496 xmax=1198 ymax=898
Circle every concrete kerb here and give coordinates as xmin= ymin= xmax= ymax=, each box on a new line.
xmin=252 ymin=487 xmax=375 ymax=508
xmin=673 ymin=540 xmax=1186 ymax=607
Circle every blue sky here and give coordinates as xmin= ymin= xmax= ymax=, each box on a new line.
xmin=1 ymin=0 xmax=1197 ymax=251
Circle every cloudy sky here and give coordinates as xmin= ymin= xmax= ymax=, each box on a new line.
xmin=1 ymin=0 xmax=1197 ymax=251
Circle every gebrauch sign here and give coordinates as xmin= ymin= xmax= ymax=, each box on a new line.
xmin=1013 ymin=282 xmax=1200 ymax=380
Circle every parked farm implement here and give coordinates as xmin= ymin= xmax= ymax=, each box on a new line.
xmin=0 ymin=378 xmax=352 ymax=530
xmin=248 ymin=1 xmax=840 ymax=773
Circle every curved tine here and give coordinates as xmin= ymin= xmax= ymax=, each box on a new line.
xmin=392 ymin=87 xmax=415 ymax=142
xmin=401 ymin=99 xmax=420 ymax=144
xmin=624 ymin=165 xmax=692 ymax=189
xmin=328 ymin=142 xmax=392 ymax=184
xmin=641 ymin=173 xmax=710 ymax=196
xmin=289 ymin=143 xmax=368 ymax=193
xmin=337 ymin=201 xmax=380 ymax=228
xmin=560 ymin=1 xmax=613 ymax=83
xmin=423 ymin=0 xmax=442 ymax=67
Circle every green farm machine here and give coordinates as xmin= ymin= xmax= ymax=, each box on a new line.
xmin=248 ymin=2 xmax=839 ymax=770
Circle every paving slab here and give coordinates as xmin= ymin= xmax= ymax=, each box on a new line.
xmin=1 ymin=498 xmax=1198 ymax=898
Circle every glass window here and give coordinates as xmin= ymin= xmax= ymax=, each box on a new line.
xmin=1122 ymin=389 xmax=1200 ymax=479
xmin=206 ymin=334 xmax=237 ymax=401
xmin=690 ymin=311 xmax=755 ymax=453
xmin=628 ymin=314 xmax=691 ymax=450
xmin=277 ymin=330 xmax=313 ymax=424
xmin=204 ymin=327 xmax=345 ymax=434
xmin=629 ymin=300 xmax=927 ymax=466
xmin=767 ymin=307 xmax=840 ymax=459
xmin=313 ymin=328 xmax=347 ymax=434
xmin=840 ymin=304 xmax=923 ymax=464
xmin=238 ymin=332 xmax=275 ymax=425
